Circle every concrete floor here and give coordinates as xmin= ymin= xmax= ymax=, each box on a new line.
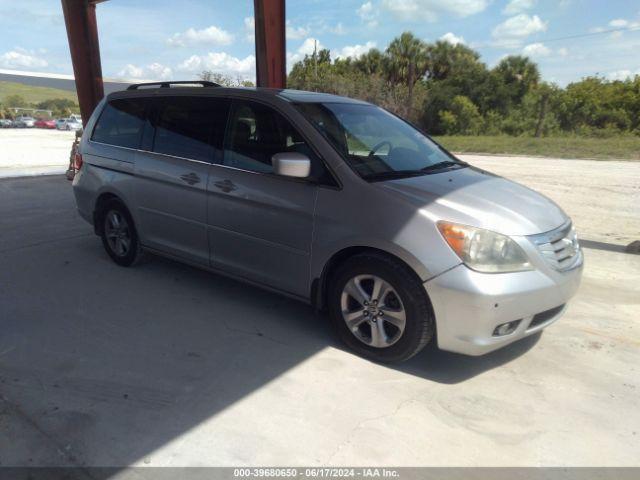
xmin=1 ymin=174 xmax=639 ymax=467
xmin=0 ymin=129 xmax=76 ymax=177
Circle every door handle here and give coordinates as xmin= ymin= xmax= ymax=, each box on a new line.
xmin=180 ymin=172 xmax=200 ymax=185
xmin=213 ymin=179 xmax=237 ymax=193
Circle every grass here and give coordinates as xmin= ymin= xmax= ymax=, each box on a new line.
xmin=0 ymin=81 xmax=77 ymax=104
xmin=433 ymin=135 xmax=640 ymax=161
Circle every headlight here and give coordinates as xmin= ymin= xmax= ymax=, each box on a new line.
xmin=437 ymin=221 xmax=532 ymax=273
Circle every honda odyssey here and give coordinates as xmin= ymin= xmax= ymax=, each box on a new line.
xmin=73 ymin=81 xmax=583 ymax=362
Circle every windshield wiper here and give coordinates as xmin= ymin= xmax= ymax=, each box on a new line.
xmin=421 ymin=160 xmax=466 ymax=172
xmin=362 ymin=170 xmax=427 ymax=181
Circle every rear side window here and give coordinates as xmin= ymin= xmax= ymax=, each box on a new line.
xmin=152 ymin=96 xmax=229 ymax=162
xmin=92 ymin=98 xmax=147 ymax=149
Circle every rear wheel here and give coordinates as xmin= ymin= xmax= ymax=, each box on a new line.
xmin=98 ymin=200 xmax=143 ymax=267
xmin=328 ymin=253 xmax=435 ymax=363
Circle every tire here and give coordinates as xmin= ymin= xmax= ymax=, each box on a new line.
xmin=98 ymin=199 xmax=144 ymax=267
xmin=328 ymin=253 xmax=435 ymax=363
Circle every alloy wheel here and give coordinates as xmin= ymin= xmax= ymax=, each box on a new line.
xmin=104 ymin=210 xmax=131 ymax=257
xmin=340 ymin=274 xmax=406 ymax=348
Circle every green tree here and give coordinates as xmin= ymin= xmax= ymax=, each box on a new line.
xmin=4 ymin=95 xmax=27 ymax=108
xmin=492 ymin=55 xmax=540 ymax=107
xmin=385 ymin=32 xmax=428 ymax=117
xmin=438 ymin=95 xmax=482 ymax=134
xmin=285 ymin=30 xmax=640 ymax=137
xmin=354 ymin=48 xmax=385 ymax=75
xmin=426 ymin=41 xmax=481 ymax=81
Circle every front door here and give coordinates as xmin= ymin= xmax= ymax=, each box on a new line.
xmin=207 ymin=99 xmax=320 ymax=297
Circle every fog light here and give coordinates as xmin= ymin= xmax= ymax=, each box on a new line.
xmin=493 ymin=320 xmax=521 ymax=337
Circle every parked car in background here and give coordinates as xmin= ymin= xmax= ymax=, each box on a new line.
xmin=14 ymin=116 xmax=36 ymax=128
xmin=0 ymin=118 xmax=13 ymax=128
xmin=35 ymin=118 xmax=56 ymax=129
xmin=66 ymin=118 xmax=83 ymax=131
xmin=57 ymin=117 xmax=83 ymax=131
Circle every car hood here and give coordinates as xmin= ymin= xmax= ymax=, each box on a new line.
xmin=379 ymin=166 xmax=568 ymax=236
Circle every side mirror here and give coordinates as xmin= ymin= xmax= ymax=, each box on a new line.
xmin=271 ymin=152 xmax=311 ymax=178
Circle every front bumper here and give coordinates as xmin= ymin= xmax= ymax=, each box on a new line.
xmin=424 ymin=251 xmax=583 ymax=356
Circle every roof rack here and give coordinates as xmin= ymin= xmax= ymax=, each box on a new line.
xmin=127 ymin=81 xmax=221 ymax=90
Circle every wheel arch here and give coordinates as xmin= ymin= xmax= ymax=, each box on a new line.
xmin=93 ymin=191 xmax=128 ymax=235
xmin=311 ymin=245 xmax=429 ymax=312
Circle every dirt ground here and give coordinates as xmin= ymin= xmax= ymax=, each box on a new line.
xmin=459 ymin=154 xmax=640 ymax=248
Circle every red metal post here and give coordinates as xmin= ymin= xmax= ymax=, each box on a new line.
xmin=61 ymin=0 xmax=105 ymax=126
xmin=254 ymin=0 xmax=286 ymax=89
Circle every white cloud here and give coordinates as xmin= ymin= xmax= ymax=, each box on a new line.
xmin=590 ymin=17 xmax=640 ymax=37
xmin=167 ymin=25 xmax=234 ymax=47
xmin=298 ymin=38 xmax=323 ymax=56
xmin=357 ymin=2 xmax=379 ymax=27
xmin=0 ymin=49 xmax=48 ymax=69
xmin=286 ymin=20 xmax=311 ymax=40
xmin=606 ymin=68 xmax=640 ymax=81
xmin=118 ymin=64 xmax=144 ymax=78
xmin=147 ymin=63 xmax=173 ymax=80
xmin=177 ymin=52 xmax=255 ymax=80
xmin=522 ymin=42 xmax=551 ymax=57
xmin=381 ymin=0 xmax=490 ymax=22
xmin=492 ymin=14 xmax=547 ymax=43
xmin=503 ymin=0 xmax=535 ymax=15
xmin=244 ymin=17 xmax=255 ymax=42
xmin=287 ymin=38 xmax=324 ymax=71
xmin=558 ymin=47 xmax=569 ymax=57
xmin=117 ymin=62 xmax=172 ymax=80
xmin=609 ymin=19 xmax=628 ymax=28
xmin=440 ymin=32 xmax=465 ymax=45
xmin=334 ymin=41 xmax=377 ymax=60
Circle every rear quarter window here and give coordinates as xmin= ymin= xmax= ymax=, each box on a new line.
xmin=91 ymin=98 xmax=148 ymax=149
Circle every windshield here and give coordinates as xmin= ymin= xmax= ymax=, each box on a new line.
xmin=295 ymin=102 xmax=465 ymax=180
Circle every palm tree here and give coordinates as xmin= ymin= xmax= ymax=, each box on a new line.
xmin=385 ymin=32 xmax=428 ymax=116
xmin=427 ymin=41 xmax=481 ymax=81
xmin=355 ymin=48 xmax=384 ymax=76
xmin=494 ymin=55 xmax=540 ymax=103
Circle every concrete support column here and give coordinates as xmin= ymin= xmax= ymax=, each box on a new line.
xmin=61 ymin=0 xmax=105 ymax=126
xmin=254 ymin=0 xmax=286 ymax=89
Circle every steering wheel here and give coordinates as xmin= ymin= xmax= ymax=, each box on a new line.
xmin=368 ymin=140 xmax=392 ymax=158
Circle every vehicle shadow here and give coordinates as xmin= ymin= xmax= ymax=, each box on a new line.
xmin=580 ymin=239 xmax=628 ymax=254
xmin=395 ymin=332 xmax=541 ymax=384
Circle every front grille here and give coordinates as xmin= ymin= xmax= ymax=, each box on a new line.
xmin=529 ymin=222 xmax=581 ymax=271
xmin=528 ymin=304 xmax=565 ymax=329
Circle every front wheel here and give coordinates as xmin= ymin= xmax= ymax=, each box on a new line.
xmin=99 ymin=200 xmax=143 ymax=267
xmin=328 ymin=253 xmax=435 ymax=363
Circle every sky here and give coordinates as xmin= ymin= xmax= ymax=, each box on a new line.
xmin=0 ymin=0 xmax=639 ymax=86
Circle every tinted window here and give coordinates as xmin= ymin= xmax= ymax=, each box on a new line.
xmin=92 ymin=98 xmax=147 ymax=149
xmin=152 ymin=96 xmax=228 ymax=162
xmin=224 ymin=100 xmax=319 ymax=175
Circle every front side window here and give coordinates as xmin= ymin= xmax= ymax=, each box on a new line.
xmin=152 ymin=96 xmax=228 ymax=162
xmin=295 ymin=102 xmax=465 ymax=181
xmin=223 ymin=100 xmax=320 ymax=176
xmin=92 ymin=98 xmax=147 ymax=149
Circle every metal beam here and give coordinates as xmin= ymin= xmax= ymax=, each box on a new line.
xmin=254 ymin=0 xmax=286 ymax=89
xmin=61 ymin=0 xmax=105 ymax=126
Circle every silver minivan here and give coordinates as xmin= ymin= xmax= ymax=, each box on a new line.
xmin=73 ymin=81 xmax=583 ymax=362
